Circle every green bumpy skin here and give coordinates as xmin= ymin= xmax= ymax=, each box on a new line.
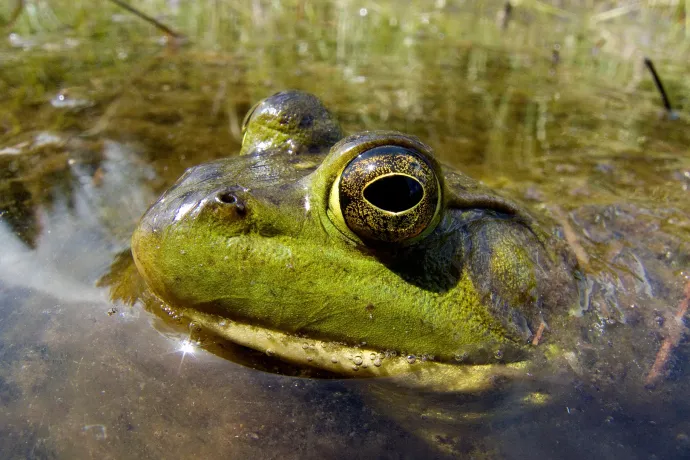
xmin=239 ymin=90 xmax=343 ymax=156
xmin=132 ymin=90 xmax=577 ymax=366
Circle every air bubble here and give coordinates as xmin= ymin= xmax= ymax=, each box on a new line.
xmin=373 ymin=358 xmax=382 ymax=367
xmin=406 ymin=355 xmax=417 ymax=364
xmin=454 ymin=352 xmax=468 ymax=363
xmin=353 ymin=356 xmax=363 ymax=365
xmin=331 ymin=357 xmax=338 ymax=363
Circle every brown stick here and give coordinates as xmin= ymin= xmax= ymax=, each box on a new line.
xmin=645 ymin=280 xmax=690 ymax=387
xmin=531 ymin=322 xmax=547 ymax=346
xmin=106 ymin=0 xmax=185 ymax=39
xmin=548 ymin=204 xmax=591 ymax=270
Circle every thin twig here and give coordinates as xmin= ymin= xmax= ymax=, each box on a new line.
xmin=548 ymin=205 xmax=591 ymax=271
xmin=590 ymin=2 xmax=641 ymax=24
xmin=106 ymin=0 xmax=185 ymax=40
xmin=499 ymin=2 xmax=512 ymax=30
xmin=645 ymin=280 xmax=690 ymax=387
xmin=687 ymin=0 xmax=690 ymax=40
xmin=644 ymin=57 xmax=677 ymax=119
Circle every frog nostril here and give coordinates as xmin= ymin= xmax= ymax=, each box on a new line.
xmin=216 ymin=191 xmax=237 ymax=205
xmin=215 ymin=190 xmax=247 ymax=214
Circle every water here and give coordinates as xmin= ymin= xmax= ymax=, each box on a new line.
xmin=2 ymin=1 xmax=690 ymax=458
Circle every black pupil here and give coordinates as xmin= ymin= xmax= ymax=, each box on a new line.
xmin=363 ymin=175 xmax=423 ymax=213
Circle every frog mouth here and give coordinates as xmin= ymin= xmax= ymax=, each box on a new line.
xmin=182 ymin=308 xmax=530 ymax=392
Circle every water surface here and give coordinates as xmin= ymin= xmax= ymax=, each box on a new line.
xmin=2 ymin=1 xmax=690 ymax=458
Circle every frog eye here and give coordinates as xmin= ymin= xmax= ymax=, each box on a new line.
xmin=332 ymin=145 xmax=441 ymax=244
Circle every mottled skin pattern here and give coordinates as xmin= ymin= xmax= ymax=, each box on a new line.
xmin=132 ymin=91 xmax=578 ymax=367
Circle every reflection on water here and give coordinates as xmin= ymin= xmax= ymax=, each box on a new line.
xmin=2 ymin=0 xmax=690 ymax=458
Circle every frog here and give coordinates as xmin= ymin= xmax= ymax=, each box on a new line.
xmin=131 ymin=90 xmax=580 ymax=390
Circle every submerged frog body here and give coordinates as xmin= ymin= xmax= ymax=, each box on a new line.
xmin=132 ymin=91 xmax=578 ymax=383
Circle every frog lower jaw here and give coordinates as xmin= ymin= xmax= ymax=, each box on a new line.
xmin=181 ymin=307 xmax=531 ymax=392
